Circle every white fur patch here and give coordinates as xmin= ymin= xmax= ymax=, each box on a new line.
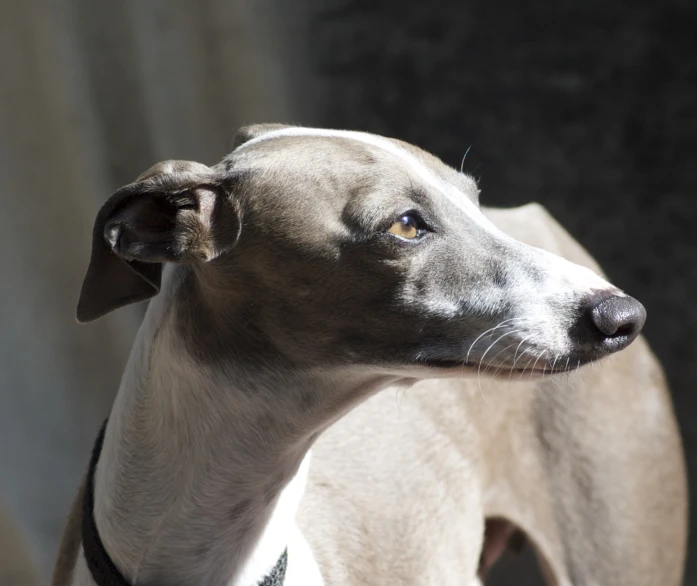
xmin=231 ymin=453 xmax=320 ymax=586
xmin=235 ymin=127 xmax=488 ymax=227
xmin=236 ymin=127 xmax=615 ymax=297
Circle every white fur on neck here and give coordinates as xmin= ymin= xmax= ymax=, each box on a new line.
xmin=232 ymin=453 xmax=323 ymax=586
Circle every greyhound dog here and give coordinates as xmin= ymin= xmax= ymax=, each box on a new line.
xmin=52 ymin=125 xmax=687 ymax=586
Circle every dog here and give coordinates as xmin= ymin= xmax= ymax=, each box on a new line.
xmin=52 ymin=124 xmax=687 ymax=586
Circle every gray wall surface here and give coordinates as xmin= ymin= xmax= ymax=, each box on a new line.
xmin=1 ymin=1 xmax=693 ymax=584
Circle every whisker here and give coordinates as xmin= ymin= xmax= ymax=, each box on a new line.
xmin=513 ymin=346 xmax=534 ymax=372
xmin=512 ymin=335 xmax=531 ymax=366
xmin=481 ymin=329 xmax=528 ymax=377
xmin=466 ymin=318 xmax=522 ymax=363
xmin=529 ymin=349 xmax=547 ymax=379
xmin=477 ymin=329 xmax=524 ymax=394
xmin=550 ymin=354 xmax=559 ymax=373
xmin=489 ymin=342 xmax=524 ymax=377
xmin=480 ymin=329 xmax=525 ymax=370
xmin=486 ymin=338 xmax=525 ymax=377
xmin=474 ymin=327 xmax=524 ymax=404
xmin=459 ymin=145 xmax=472 ymax=174
xmin=518 ymin=353 xmax=537 ymax=380
xmin=508 ymin=335 xmax=536 ymax=381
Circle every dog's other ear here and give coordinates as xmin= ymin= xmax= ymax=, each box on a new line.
xmin=232 ymin=123 xmax=294 ymax=148
xmin=76 ymin=160 xmax=241 ymax=323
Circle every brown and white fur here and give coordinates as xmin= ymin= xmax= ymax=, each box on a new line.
xmin=52 ymin=125 xmax=687 ymax=586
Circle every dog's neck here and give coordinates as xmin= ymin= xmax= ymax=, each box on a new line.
xmin=76 ymin=267 xmax=400 ymax=586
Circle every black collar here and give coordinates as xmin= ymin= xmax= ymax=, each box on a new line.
xmin=82 ymin=419 xmax=288 ymax=586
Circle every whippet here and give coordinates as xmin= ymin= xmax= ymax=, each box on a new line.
xmin=52 ymin=125 xmax=687 ymax=586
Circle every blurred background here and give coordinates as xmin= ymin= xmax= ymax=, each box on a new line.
xmin=1 ymin=0 xmax=695 ymax=584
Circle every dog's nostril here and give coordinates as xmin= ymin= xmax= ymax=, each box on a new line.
xmin=613 ymin=322 xmax=636 ymax=338
xmin=589 ymin=294 xmax=647 ymax=340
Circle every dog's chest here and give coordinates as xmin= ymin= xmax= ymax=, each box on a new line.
xmin=257 ymin=550 xmax=287 ymax=586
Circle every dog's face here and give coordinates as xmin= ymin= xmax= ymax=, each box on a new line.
xmin=78 ymin=125 xmax=645 ymax=377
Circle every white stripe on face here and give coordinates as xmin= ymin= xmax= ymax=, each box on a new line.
xmin=234 ymin=126 xmax=617 ymax=300
xmin=234 ymin=126 xmax=494 ymax=230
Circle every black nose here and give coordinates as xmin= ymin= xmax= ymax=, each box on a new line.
xmin=588 ymin=294 xmax=646 ymax=350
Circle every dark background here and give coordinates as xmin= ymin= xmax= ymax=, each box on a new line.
xmin=298 ymin=1 xmax=696 ymax=581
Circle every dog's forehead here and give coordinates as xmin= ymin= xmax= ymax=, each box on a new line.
xmin=231 ymin=127 xmax=480 ymax=202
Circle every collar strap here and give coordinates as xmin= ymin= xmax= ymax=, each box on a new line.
xmin=82 ymin=419 xmax=288 ymax=586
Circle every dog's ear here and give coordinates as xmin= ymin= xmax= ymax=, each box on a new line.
xmin=76 ymin=160 xmax=241 ymax=323
xmin=232 ymin=123 xmax=294 ymax=148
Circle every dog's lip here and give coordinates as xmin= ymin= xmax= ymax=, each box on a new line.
xmin=418 ymin=358 xmax=568 ymax=376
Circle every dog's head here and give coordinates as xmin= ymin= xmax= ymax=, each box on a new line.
xmin=77 ymin=124 xmax=645 ymax=377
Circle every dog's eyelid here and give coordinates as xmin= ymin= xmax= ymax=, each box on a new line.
xmin=395 ymin=206 xmax=423 ymax=221
xmin=398 ymin=208 xmax=436 ymax=233
xmin=377 ymin=210 xmax=420 ymax=232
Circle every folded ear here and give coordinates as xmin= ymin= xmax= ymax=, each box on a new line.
xmin=76 ymin=160 xmax=241 ymax=323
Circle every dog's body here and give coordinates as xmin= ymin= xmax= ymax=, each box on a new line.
xmin=53 ymin=126 xmax=687 ymax=586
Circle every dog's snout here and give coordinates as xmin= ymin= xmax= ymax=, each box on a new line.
xmin=587 ymin=294 xmax=646 ymax=349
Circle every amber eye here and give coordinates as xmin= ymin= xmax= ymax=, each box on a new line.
xmin=387 ymin=214 xmax=424 ymax=240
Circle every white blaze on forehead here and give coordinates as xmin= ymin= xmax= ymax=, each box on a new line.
xmin=236 ymin=126 xmax=618 ymax=300
xmin=235 ymin=126 xmax=492 ymax=228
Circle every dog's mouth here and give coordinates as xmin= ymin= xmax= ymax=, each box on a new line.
xmin=418 ymin=357 xmax=576 ymax=377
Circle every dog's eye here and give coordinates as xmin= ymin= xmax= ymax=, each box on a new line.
xmin=387 ymin=214 xmax=424 ymax=240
